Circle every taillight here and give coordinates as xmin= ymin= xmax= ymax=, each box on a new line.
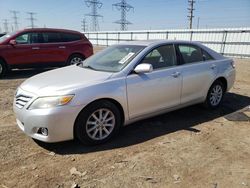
xmin=231 ymin=61 xmax=235 ymax=68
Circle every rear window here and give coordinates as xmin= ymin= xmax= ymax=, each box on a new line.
xmin=61 ymin=33 xmax=81 ymax=42
xmin=42 ymin=32 xmax=61 ymax=43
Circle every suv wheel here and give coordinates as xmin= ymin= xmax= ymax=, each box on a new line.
xmin=204 ymin=80 xmax=225 ymax=109
xmin=75 ymin=100 xmax=121 ymax=145
xmin=0 ymin=60 xmax=7 ymax=78
xmin=67 ymin=54 xmax=85 ymax=65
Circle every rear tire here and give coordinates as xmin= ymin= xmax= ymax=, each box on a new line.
xmin=0 ymin=60 xmax=7 ymax=78
xmin=75 ymin=100 xmax=122 ymax=145
xmin=67 ymin=54 xmax=85 ymax=65
xmin=204 ymin=80 xmax=225 ymax=109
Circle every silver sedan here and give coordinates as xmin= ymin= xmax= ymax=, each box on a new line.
xmin=13 ymin=40 xmax=236 ymax=145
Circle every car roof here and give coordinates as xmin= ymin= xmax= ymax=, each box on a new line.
xmin=17 ymin=28 xmax=82 ymax=34
xmin=118 ymin=40 xmax=202 ymax=47
xmin=117 ymin=39 xmax=224 ymax=60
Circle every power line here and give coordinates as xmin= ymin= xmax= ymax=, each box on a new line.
xmin=112 ymin=0 xmax=134 ymax=31
xmin=3 ymin=19 xmax=9 ymax=33
xmin=85 ymin=0 xmax=103 ymax=31
xmin=81 ymin=18 xmax=88 ymax=32
xmin=187 ymin=0 xmax=195 ymax=29
xmin=27 ymin=12 xmax=37 ymax=28
xmin=10 ymin=10 xmax=19 ymax=31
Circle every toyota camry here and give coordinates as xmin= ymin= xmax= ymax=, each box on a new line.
xmin=13 ymin=40 xmax=236 ymax=145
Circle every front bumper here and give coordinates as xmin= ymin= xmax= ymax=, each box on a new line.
xmin=13 ymin=97 xmax=83 ymax=143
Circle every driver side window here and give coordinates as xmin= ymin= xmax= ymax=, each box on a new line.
xmin=15 ymin=33 xmax=29 ymax=44
xmin=141 ymin=45 xmax=177 ymax=70
xmin=15 ymin=32 xmax=41 ymax=44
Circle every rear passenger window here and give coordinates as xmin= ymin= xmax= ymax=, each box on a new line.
xmin=178 ymin=45 xmax=203 ymax=64
xmin=42 ymin=32 xmax=61 ymax=43
xmin=202 ymin=49 xmax=214 ymax=61
xmin=61 ymin=33 xmax=81 ymax=42
xmin=30 ymin=33 xmax=43 ymax=44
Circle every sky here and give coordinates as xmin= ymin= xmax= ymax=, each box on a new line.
xmin=0 ymin=0 xmax=249 ymax=32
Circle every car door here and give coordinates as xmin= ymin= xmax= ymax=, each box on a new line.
xmin=126 ymin=44 xmax=182 ymax=119
xmin=5 ymin=32 xmax=42 ymax=66
xmin=38 ymin=32 xmax=67 ymax=65
xmin=176 ymin=44 xmax=217 ymax=104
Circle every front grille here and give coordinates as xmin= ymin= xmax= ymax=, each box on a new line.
xmin=15 ymin=94 xmax=32 ymax=109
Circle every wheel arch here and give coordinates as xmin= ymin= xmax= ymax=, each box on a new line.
xmin=0 ymin=56 xmax=10 ymax=75
xmin=213 ymin=77 xmax=228 ymax=92
xmin=73 ymin=98 xmax=125 ymax=138
xmin=66 ymin=52 xmax=86 ymax=65
xmin=67 ymin=52 xmax=86 ymax=61
xmin=0 ymin=56 xmax=8 ymax=67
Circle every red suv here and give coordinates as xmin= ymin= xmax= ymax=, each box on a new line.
xmin=0 ymin=28 xmax=93 ymax=77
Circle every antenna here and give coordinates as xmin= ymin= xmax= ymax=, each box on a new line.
xmin=187 ymin=0 xmax=195 ymax=29
xmin=113 ymin=0 xmax=134 ymax=31
xmin=27 ymin=12 xmax=37 ymax=28
xmin=85 ymin=0 xmax=103 ymax=31
xmin=10 ymin=10 xmax=19 ymax=31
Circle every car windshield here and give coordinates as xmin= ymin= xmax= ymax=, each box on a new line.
xmin=81 ymin=45 xmax=146 ymax=72
xmin=0 ymin=31 xmax=18 ymax=43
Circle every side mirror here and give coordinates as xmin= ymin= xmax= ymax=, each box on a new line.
xmin=134 ymin=63 xmax=153 ymax=74
xmin=9 ymin=39 xmax=17 ymax=45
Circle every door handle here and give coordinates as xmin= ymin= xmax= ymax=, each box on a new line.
xmin=210 ymin=64 xmax=216 ymax=69
xmin=171 ymin=72 xmax=181 ymax=78
xmin=32 ymin=47 xmax=40 ymax=50
xmin=59 ymin=46 xmax=66 ymax=49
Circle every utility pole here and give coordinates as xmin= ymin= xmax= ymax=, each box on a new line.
xmin=197 ymin=17 xmax=200 ymax=29
xmin=3 ymin=19 xmax=9 ymax=33
xmin=27 ymin=12 xmax=37 ymax=28
xmin=85 ymin=0 xmax=103 ymax=31
xmin=81 ymin=18 xmax=88 ymax=32
xmin=112 ymin=0 xmax=134 ymax=31
xmin=10 ymin=10 xmax=19 ymax=31
xmin=188 ymin=0 xmax=195 ymax=29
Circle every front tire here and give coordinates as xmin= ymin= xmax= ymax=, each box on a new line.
xmin=75 ymin=100 xmax=122 ymax=145
xmin=204 ymin=80 xmax=225 ymax=109
xmin=0 ymin=60 xmax=7 ymax=78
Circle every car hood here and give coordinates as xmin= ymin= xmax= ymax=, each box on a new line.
xmin=20 ymin=65 xmax=113 ymax=96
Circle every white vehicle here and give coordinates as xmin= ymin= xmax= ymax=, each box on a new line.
xmin=13 ymin=40 xmax=236 ymax=145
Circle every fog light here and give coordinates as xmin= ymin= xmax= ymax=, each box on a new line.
xmin=40 ymin=128 xmax=48 ymax=136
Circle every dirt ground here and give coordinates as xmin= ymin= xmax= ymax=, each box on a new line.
xmin=0 ymin=52 xmax=249 ymax=188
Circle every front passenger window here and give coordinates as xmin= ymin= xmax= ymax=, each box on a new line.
xmin=141 ymin=45 xmax=177 ymax=70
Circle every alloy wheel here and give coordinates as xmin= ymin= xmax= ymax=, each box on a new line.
xmin=70 ymin=57 xmax=83 ymax=65
xmin=210 ymin=84 xmax=223 ymax=106
xmin=86 ymin=108 xmax=116 ymax=141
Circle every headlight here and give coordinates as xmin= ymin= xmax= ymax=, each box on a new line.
xmin=28 ymin=95 xmax=74 ymax=110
